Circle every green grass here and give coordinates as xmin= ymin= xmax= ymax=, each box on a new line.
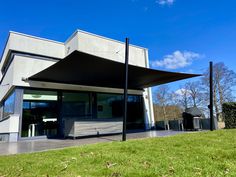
xmin=0 ymin=130 xmax=236 ymax=177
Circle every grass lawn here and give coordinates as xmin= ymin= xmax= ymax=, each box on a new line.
xmin=0 ymin=130 xmax=236 ymax=177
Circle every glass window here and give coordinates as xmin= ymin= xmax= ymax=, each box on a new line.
xmin=97 ymin=93 xmax=123 ymax=119
xmin=23 ymin=90 xmax=57 ymax=101
xmin=0 ymin=103 xmax=3 ymax=121
xmin=62 ymin=92 xmax=91 ymax=118
xmin=126 ymin=95 xmax=144 ymax=129
xmin=21 ymin=90 xmax=58 ymax=138
xmin=23 ymin=101 xmax=30 ymax=109
xmin=3 ymin=91 xmax=15 ymax=118
xmin=97 ymin=93 xmax=144 ymax=128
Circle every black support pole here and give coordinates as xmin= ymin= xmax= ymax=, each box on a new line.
xmin=209 ymin=61 xmax=214 ymax=131
xmin=122 ymin=38 xmax=129 ymax=141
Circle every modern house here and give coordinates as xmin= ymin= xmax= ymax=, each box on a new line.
xmin=0 ymin=30 xmax=198 ymax=142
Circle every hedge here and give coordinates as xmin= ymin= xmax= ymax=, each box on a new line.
xmin=222 ymin=102 xmax=236 ymax=129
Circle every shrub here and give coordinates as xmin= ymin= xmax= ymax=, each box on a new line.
xmin=222 ymin=102 xmax=236 ymax=129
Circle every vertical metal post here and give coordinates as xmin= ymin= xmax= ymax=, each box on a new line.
xmin=122 ymin=38 xmax=129 ymax=141
xmin=209 ymin=61 xmax=214 ymax=131
xmin=57 ymin=91 xmax=64 ymax=138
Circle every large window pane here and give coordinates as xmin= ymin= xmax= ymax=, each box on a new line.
xmin=97 ymin=93 xmax=123 ymax=119
xmin=97 ymin=93 xmax=144 ymax=129
xmin=62 ymin=92 xmax=91 ymax=118
xmin=126 ymin=95 xmax=144 ymax=129
xmin=3 ymin=91 xmax=15 ymax=118
xmin=22 ymin=90 xmax=58 ymax=138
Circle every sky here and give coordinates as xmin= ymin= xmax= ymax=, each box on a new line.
xmin=1 ymin=0 xmax=236 ymax=94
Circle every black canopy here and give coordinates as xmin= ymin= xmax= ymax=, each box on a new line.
xmin=29 ymin=51 xmax=201 ymax=90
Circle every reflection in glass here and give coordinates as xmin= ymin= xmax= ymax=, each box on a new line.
xmin=96 ymin=93 xmax=144 ymax=129
xmin=21 ymin=89 xmax=146 ymax=138
xmin=97 ymin=94 xmax=123 ymax=119
xmin=23 ymin=90 xmax=57 ymax=101
xmin=0 ymin=103 xmax=3 ymax=121
xmin=21 ymin=90 xmax=58 ymax=138
xmin=3 ymin=91 xmax=15 ymax=118
xmin=62 ymin=92 xmax=91 ymax=119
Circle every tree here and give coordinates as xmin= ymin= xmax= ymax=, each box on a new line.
xmin=154 ymin=85 xmax=183 ymax=121
xmin=172 ymin=87 xmax=190 ymax=110
xmin=172 ymin=81 xmax=204 ymax=109
xmin=154 ymin=85 xmax=170 ymax=121
xmin=186 ymin=81 xmax=204 ymax=107
xmin=202 ymin=62 xmax=236 ymax=120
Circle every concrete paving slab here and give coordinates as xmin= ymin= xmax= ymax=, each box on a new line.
xmin=0 ymin=130 xmax=188 ymax=156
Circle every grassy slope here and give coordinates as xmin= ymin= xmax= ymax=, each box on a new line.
xmin=0 ymin=130 xmax=235 ymax=177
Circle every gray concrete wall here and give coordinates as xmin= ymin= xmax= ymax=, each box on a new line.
xmin=66 ymin=30 xmax=147 ymax=67
xmin=0 ymin=30 xmax=155 ymax=140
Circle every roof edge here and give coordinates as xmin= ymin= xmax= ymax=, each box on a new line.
xmin=9 ymin=31 xmax=64 ymax=45
xmin=65 ymin=29 xmax=148 ymax=51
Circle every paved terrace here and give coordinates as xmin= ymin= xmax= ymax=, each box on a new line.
xmin=0 ymin=130 xmax=188 ymax=155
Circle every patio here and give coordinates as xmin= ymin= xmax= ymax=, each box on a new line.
xmin=0 ymin=130 xmax=188 ymax=155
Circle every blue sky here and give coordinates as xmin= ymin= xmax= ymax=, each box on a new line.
xmin=1 ymin=0 xmax=236 ymax=93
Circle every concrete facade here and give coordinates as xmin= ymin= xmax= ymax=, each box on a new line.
xmin=0 ymin=30 xmax=155 ymax=142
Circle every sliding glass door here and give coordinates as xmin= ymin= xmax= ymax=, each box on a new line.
xmin=62 ymin=92 xmax=92 ymax=119
xmin=21 ymin=89 xmax=145 ymax=139
xmin=21 ymin=90 xmax=58 ymax=138
xmin=96 ymin=93 xmax=144 ymax=129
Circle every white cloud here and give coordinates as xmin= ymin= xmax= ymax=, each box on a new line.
xmin=152 ymin=50 xmax=201 ymax=69
xmin=157 ymin=0 xmax=175 ymax=5
xmin=175 ymin=88 xmax=191 ymax=96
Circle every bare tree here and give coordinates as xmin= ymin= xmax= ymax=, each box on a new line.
xmin=178 ymin=87 xmax=190 ymax=109
xmin=154 ymin=85 xmax=170 ymax=121
xmin=186 ymin=81 xmax=204 ymax=107
xmin=174 ymin=88 xmax=190 ymax=109
xmin=202 ymin=62 xmax=236 ymax=120
xmin=172 ymin=81 xmax=208 ymax=118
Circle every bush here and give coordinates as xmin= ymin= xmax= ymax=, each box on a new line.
xmin=222 ymin=102 xmax=236 ymax=129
